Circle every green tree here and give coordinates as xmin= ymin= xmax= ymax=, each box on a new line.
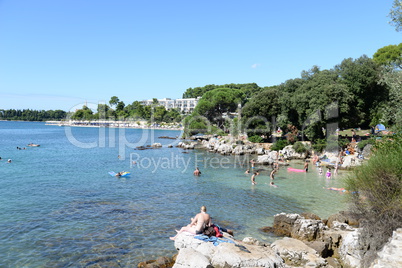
xmin=193 ymin=88 xmax=245 ymax=129
xmin=377 ymin=65 xmax=402 ymax=131
xmin=71 ymin=105 xmax=93 ymax=120
xmin=96 ymin=104 xmax=110 ymax=119
xmin=334 ymin=55 xmax=387 ymax=128
xmin=109 ymin=96 xmax=120 ymax=108
xmin=241 ymin=88 xmax=280 ymax=137
xmin=389 ymin=0 xmax=402 ymax=31
xmin=373 ymin=43 xmax=402 ymax=69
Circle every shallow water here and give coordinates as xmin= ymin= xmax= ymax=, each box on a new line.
xmin=0 ymin=121 xmax=348 ymax=267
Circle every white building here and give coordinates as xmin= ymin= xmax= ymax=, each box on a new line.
xmin=140 ymin=97 xmax=201 ymax=113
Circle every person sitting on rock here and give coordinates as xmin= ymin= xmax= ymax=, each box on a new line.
xmin=169 ymin=205 xmax=212 ymax=240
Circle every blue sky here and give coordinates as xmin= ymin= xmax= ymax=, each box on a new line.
xmin=0 ymin=0 xmax=400 ymax=111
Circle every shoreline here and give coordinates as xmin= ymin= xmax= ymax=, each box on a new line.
xmin=45 ymin=120 xmax=184 ymax=131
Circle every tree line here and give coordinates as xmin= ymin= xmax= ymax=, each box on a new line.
xmin=0 ymin=109 xmax=67 ymax=121
xmin=70 ymin=97 xmax=182 ymax=123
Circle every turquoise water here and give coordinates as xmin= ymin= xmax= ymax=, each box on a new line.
xmin=0 ymin=121 xmax=348 ymax=267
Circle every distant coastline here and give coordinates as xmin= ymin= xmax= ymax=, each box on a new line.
xmin=45 ymin=120 xmax=184 ymax=131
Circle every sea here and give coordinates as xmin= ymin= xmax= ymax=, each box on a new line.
xmin=0 ymin=121 xmax=348 ymax=267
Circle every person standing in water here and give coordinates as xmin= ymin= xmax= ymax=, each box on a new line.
xmin=251 ymin=171 xmax=259 ymax=185
xmin=304 ymin=161 xmax=309 ymax=172
xmin=326 ymin=168 xmax=332 ymax=179
xmin=270 ymin=169 xmax=276 ymax=180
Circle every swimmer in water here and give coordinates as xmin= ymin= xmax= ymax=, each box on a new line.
xmin=325 ymin=187 xmax=347 ymax=193
xmin=270 ymin=181 xmax=278 ymax=187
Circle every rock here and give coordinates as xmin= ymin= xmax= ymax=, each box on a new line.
xmin=155 ymin=256 xmax=174 ymax=268
xmin=319 ymin=230 xmax=343 ymax=258
xmin=362 ymin=144 xmax=373 ymax=158
xmin=339 ymin=210 xmax=360 ymax=227
xmin=301 ymin=212 xmax=321 ymax=221
xmin=256 ymin=147 xmax=265 ymax=155
xmin=280 ymin=145 xmax=307 ymax=160
xmin=242 ymin=237 xmax=266 ymax=246
xmin=172 ymin=232 xmax=285 ymax=268
xmin=271 ymin=237 xmax=327 ymax=267
xmin=151 ymin=143 xmax=162 ymax=148
xmin=327 ymin=211 xmax=360 ymax=228
xmin=341 ymin=155 xmax=361 ymax=168
xmin=338 ymin=228 xmax=363 ymax=268
xmin=303 ymin=241 xmax=329 ymax=258
xmin=260 ymin=226 xmax=275 ymax=233
xmin=291 ymin=219 xmax=327 ymax=241
xmin=273 ymin=213 xmax=303 ymax=237
xmin=327 ymin=213 xmax=348 ymax=228
xmin=232 ymin=145 xmax=245 ymax=155
xmin=216 ymin=143 xmax=232 ymax=155
xmin=370 ymin=228 xmax=402 ymax=268
xmin=173 ymin=248 xmax=212 ymax=268
xmin=210 ymin=243 xmax=284 ymax=268
xmin=331 ymin=221 xmax=355 ymax=231
xmin=256 ymin=154 xmax=274 ymax=165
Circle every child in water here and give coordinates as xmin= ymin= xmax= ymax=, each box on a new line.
xmin=318 ymin=166 xmax=323 ymax=175
xmin=326 ymin=168 xmax=332 ymax=179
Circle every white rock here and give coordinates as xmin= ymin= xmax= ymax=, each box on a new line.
xmin=271 ymin=237 xmax=327 ymax=267
xmin=173 ymin=247 xmax=212 ymax=268
xmin=370 ymin=228 xmax=402 ymax=268
xmin=280 ymin=145 xmax=307 ymax=159
xmin=338 ymin=228 xmax=363 ymax=268
xmin=291 ymin=219 xmax=327 ymax=241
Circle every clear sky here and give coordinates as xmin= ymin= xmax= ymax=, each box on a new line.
xmin=0 ymin=0 xmax=400 ymax=111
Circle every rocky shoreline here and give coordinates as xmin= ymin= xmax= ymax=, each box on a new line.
xmin=138 ymin=212 xmax=402 ymax=268
xmin=176 ymin=134 xmax=371 ymax=169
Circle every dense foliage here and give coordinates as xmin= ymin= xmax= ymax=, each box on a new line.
xmin=0 ymin=109 xmax=66 ymax=121
xmin=182 ymin=83 xmax=262 ymax=99
xmin=344 ymin=135 xmax=402 ymax=266
xmin=70 ymin=100 xmax=182 ymax=123
xmin=184 ymin=47 xmax=401 ymax=145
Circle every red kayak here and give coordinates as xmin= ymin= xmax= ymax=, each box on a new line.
xmin=287 ymin=167 xmax=306 ymax=173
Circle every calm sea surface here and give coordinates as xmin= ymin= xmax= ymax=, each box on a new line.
xmin=0 ymin=121 xmax=348 ymax=267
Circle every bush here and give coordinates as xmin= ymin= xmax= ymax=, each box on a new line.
xmin=271 ymin=139 xmax=289 ymax=151
xmin=312 ymin=138 xmax=326 ymax=153
xmin=344 ymin=134 xmax=402 ymax=266
xmin=357 ymin=138 xmax=376 ymax=151
xmin=293 ymin=141 xmax=307 ymax=154
xmin=248 ymin=135 xmax=264 ymax=143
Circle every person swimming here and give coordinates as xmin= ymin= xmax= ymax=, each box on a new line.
xmin=325 ymin=187 xmax=347 ymax=193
